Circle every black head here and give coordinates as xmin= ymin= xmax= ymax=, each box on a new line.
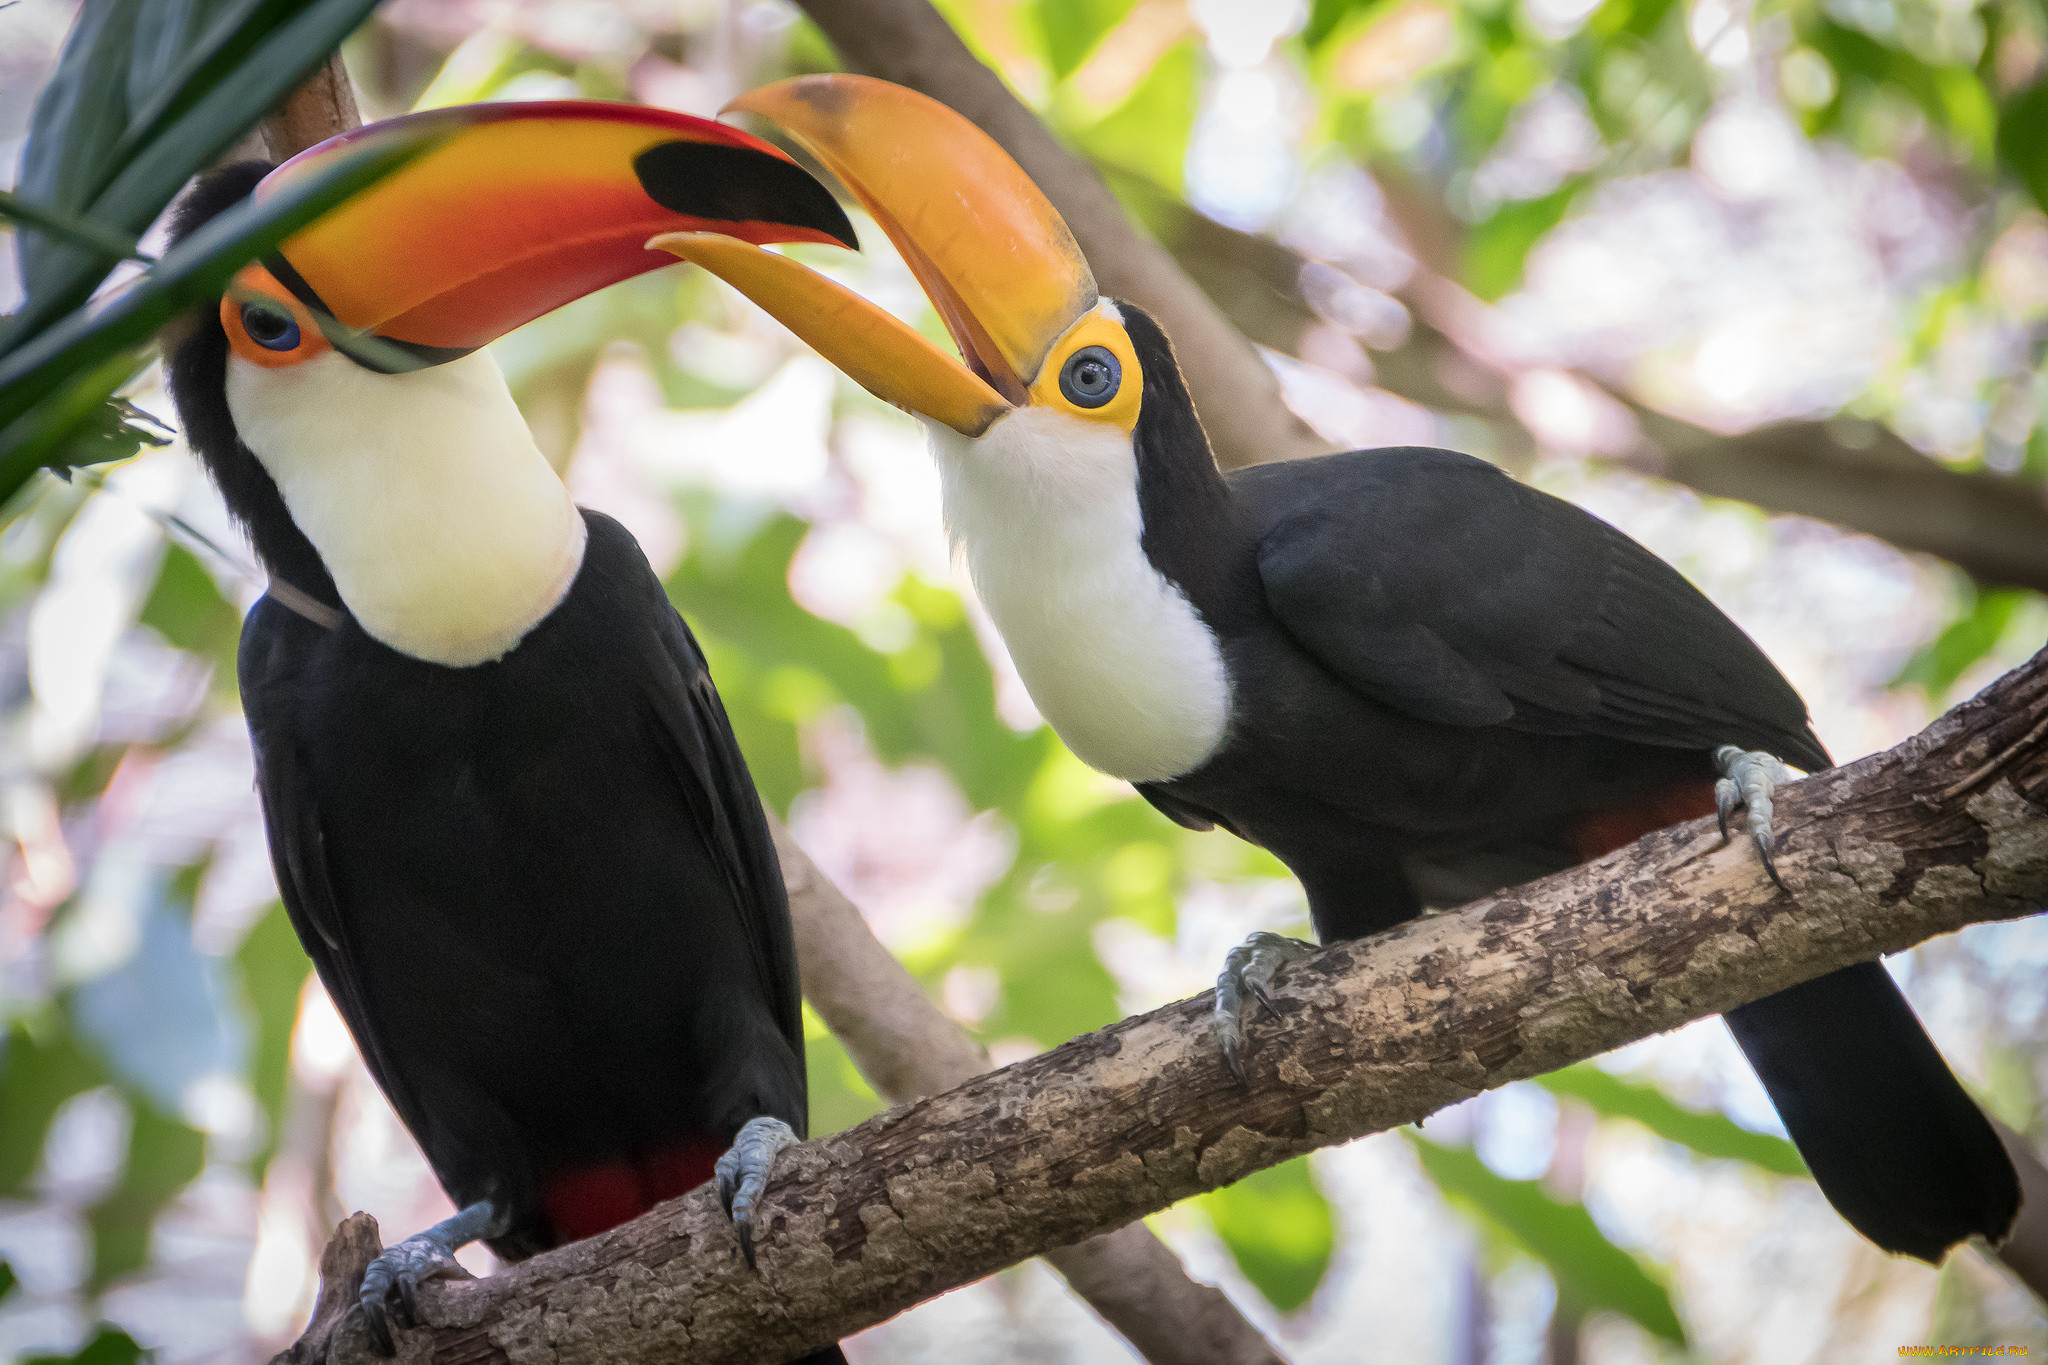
xmin=164 ymin=163 xmax=339 ymax=602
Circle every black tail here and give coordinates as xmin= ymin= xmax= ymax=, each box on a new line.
xmin=1725 ymin=961 xmax=2020 ymax=1262
xmin=787 ymin=1347 xmax=848 ymax=1364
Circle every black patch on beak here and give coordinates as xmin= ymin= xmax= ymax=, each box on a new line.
xmin=633 ymin=141 xmax=858 ymax=249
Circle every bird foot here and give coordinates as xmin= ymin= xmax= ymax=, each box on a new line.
xmin=1212 ymin=931 xmax=1316 ymax=1086
xmin=716 ymin=1116 xmax=799 ymax=1269
xmin=1715 ymin=745 xmax=1793 ymax=890
xmin=359 ymin=1200 xmax=500 ymax=1356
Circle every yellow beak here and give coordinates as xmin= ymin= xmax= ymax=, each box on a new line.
xmin=650 ymin=74 xmax=1099 ymax=436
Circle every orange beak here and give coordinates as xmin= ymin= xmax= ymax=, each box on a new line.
xmin=649 ymin=75 xmax=1101 ymax=436
xmin=236 ymin=100 xmax=856 ymax=371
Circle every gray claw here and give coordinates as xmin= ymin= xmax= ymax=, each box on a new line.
xmin=363 ymin=1302 xmax=393 ymax=1358
xmin=1714 ymin=745 xmax=1792 ymax=891
xmin=359 ymin=1231 xmax=462 ymax=1355
xmin=357 ymin=1199 xmax=501 ymax=1356
xmin=1212 ymin=931 xmax=1315 ymax=1087
xmin=716 ymin=1116 xmax=799 ymax=1269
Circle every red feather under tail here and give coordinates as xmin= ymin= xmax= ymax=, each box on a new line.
xmin=1561 ymin=779 xmax=1716 ymax=863
xmin=540 ymin=1137 xmax=727 ymax=1244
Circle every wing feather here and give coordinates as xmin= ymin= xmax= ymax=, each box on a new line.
xmin=643 ymin=597 xmax=805 ymax=1061
xmin=1243 ymin=448 xmax=1828 ymax=770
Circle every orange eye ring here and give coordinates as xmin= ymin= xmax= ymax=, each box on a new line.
xmin=221 ymin=265 xmax=332 ymax=368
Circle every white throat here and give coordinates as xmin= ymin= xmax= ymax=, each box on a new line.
xmin=226 ymin=347 xmax=585 ymax=667
xmin=930 ymin=407 xmax=1230 ymax=783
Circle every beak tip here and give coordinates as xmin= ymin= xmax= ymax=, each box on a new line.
xmin=645 ymin=231 xmax=701 ymax=258
xmin=823 ymin=214 xmax=861 ymax=252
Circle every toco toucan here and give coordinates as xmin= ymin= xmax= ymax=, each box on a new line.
xmin=162 ymin=102 xmax=856 ymax=1360
xmin=654 ymin=74 xmax=2021 ymax=1265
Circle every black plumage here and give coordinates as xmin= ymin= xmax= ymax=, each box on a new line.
xmin=234 ymin=510 xmax=805 ymax=1261
xmin=1115 ymin=305 xmax=2017 ymax=1260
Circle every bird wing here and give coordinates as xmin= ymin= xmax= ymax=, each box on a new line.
xmin=1243 ymin=447 xmax=1829 ymax=769
xmin=643 ymin=599 xmax=806 ymax=1059
xmin=239 ymin=600 xmax=437 ymax=1143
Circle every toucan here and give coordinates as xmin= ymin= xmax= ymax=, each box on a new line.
xmin=160 ymin=101 xmax=857 ymax=1360
xmin=655 ymin=74 xmax=2022 ymax=1265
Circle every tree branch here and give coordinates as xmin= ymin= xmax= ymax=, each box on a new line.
xmin=1623 ymin=408 xmax=2048 ymax=595
xmin=288 ymin=651 xmax=2048 ymax=1365
xmin=261 ymin=53 xmax=362 ymax=164
xmin=772 ymin=819 xmax=1287 ymax=1365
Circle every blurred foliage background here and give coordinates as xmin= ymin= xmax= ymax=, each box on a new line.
xmin=2 ymin=0 xmax=2048 ymax=1361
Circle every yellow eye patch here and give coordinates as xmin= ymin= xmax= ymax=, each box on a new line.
xmin=1029 ymin=310 xmax=1142 ymax=433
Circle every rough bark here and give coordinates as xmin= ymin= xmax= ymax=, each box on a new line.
xmin=773 ymin=820 xmax=1288 ymax=1365
xmin=786 ymin=0 xmax=1334 ymax=472
xmin=274 ymin=1213 xmax=385 ymax=1365
xmin=289 ymin=650 xmax=2048 ymax=1365
xmin=261 ymin=53 xmax=362 ymax=163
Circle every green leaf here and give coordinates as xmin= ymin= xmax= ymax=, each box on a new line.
xmin=410 ymin=29 xmax=533 ymax=110
xmin=0 ymin=1019 xmax=110 ymax=1195
xmin=1410 ymin=1133 xmax=1687 ymax=1344
xmin=665 ymin=510 xmax=1041 ymax=814
xmin=0 ymin=1260 xmax=17 ymax=1304
xmin=1588 ymin=0 xmax=1683 ymax=41
xmin=0 ymin=350 xmax=156 ymax=485
xmin=12 ymin=0 xmax=144 ymax=298
xmin=803 ymin=1022 xmax=887 ymax=1139
xmin=8 ymin=0 xmax=386 ymax=346
xmin=87 ymin=1098 xmax=206 ymax=1289
xmin=0 ymin=127 xmax=439 ymax=501
xmin=23 ymin=1327 xmax=146 ymax=1365
xmin=1460 ymin=179 xmax=1580 ymax=301
xmin=1198 ymin=1156 xmax=1336 ymax=1313
xmin=1304 ymin=0 xmax=1373 ymax=52
xmin=1035 ymin=0 xmax=1139 ymax=79
xmin=1998 ymin=77 xmax=2048 ymax=214
xmin=35 ymin=367 xmax=175 ymax=480
xmin=1453 ymin=40 xmax=1548 ymax=158
xmin=105 ymin=0 xmax=312 ymax=190
xmin=1805 ymin=21 xmax=1995 ymax=169
xmin=233 ymin=901 xmax=312 ymax=1174
xmin=1536 ymin=1063 xmax=1807 ymax=1177
xmin=81 ymin=0 xmax=386 ymax=236
xmin=1072 ymin=40 xmax=1202 ymax=195
xmin=0 ymin=190 xmax=150 ymax=264
xmin=1893 ymin=586 xmax=2032 ymax=703
xmin=140 ymin=541 xmax=241 ymax=676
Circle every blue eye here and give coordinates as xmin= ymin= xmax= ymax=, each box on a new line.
xmin=1059 ymin=345 xmax=1120 ymax=408
xmin=241 ymin=302 xmax=301 ymax=351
